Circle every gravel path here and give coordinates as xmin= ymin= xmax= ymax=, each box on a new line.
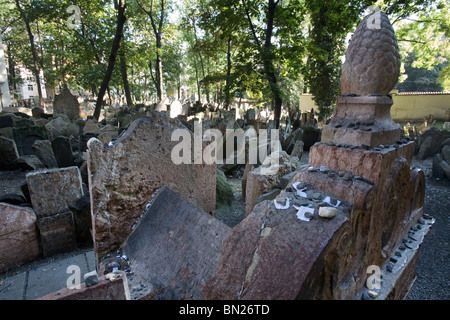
xmin=406 ymin=157 xmax=450 ymax=300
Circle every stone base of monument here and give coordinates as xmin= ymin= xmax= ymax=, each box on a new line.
xmin=321 ymin=96 xmax=402 ymax=148
xmin=355 ymin=215 xmax=434 ymax=300
xmin=120 ymin=187 xmax=230 ymax=300
xmin=37 ymin=271 xmax=130 ymax=300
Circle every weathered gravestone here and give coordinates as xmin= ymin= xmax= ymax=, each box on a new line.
xmin=0 ymin=136 xmax=19 ymax=169
xmin=13 ymin=125 xmax=48 ymax=156
xmin=322 ymin=12 xmax=402 ymax=148
xmin=51 ymin=135 xmax=75 ymax=168
xmin=32 ymin=139 xmax=58 ymax=168
xmin=122 ymin=187 xmax=230 ymax=300
xmin=26 ymin=166 xmax=82 ymax=257
xmin=53 ymin=88 xmax=80 ymax=121
xmin=169 ymin=100 xmax=184 ymax=118
xmin=87 ymin=111 xmax=216 ymax=262
xmin=0 ymin=203 xmax=41 ymax=273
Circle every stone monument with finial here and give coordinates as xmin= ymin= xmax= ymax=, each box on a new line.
xmin=321 ymin=9 xmax=402 ymax=148
xmin=295 ymin=9 xmax=431 ymax=299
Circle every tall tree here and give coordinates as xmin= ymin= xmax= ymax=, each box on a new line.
xmin=14 ymin=0 xmax=44 ymax=107
xmin=243 ymin=0 xmax=283 ymax=128
xmin=304 ymin=0 xmax=362 ymax=121
xmin=120 ymin=49 xmax=134 ymax=106
xmin=94 ymin=0 xmax=127 ymax=120
xmin=136 ymin=0 xmax=166 ymax=102
xmin=395 ymin=0 xmax=449 ymax=91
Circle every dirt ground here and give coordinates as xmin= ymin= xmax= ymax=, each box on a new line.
xmin=406 ymin=157 xmax=450 ymax=300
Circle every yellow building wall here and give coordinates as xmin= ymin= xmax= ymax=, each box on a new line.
xmin=391 ymin=94 xmax=450 ymax=121
xmin=299 ymin=94 xmax=450 ymax=121
xmin=299 ymin=94 xmax=317 ymax=113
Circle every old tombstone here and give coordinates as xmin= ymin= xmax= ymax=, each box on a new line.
xmin=416 ymin=127 xmax=450 ymax=160
xmin=53 ymin=88 xmax=80 ymax=121
xmin=32 ymin=139 xmax=58 ymax=168
xmin=290 ymin=140 xmax=304 ymax=160
xmin=87 ymin=111 xmax=216 ymax=262
xmin=13 ymin=125 xmax=48 ymax=156
xmin=51 ymin=135 xmax=75 ymax=168
xmin=444 ymin=122 xmax=450 ymax=130
xmin=36 ymin=210 xmax=77 ymax=257
xmin=204 ymin=191 xmax=350 ymax=299
xmin=0 ymin=203 xmax=40 ymax=273
xmin=83 ymin=119 xmax=100 ymax=134
xmin=0 ymin=136 xmax=19 ymax=168
xmin=122 ymin=187 xmax=230 ymax=300
xmin=155 ymin=99 xmax=167 ymax=111
xmin=169 ymin=100 xmax=183 ymax=118
xmin=0 ymin=113 xmax=33 ymax=129
xmin=99 ymin=124 xmax=119 ymax=140
xmin=282 ymin=128 xmax=303 ymax=154
xmin=31 ymin=107 xmax=44 ymax=119
xmin=245 ymin=151 xmax=300 ymax=215
xmin=0 ymin=36 xmax=11 ymax=110
xmin=26 ymin=166 xmax=83 ymax=218
xmin=26 ymin=166 xmax=82 ymax=256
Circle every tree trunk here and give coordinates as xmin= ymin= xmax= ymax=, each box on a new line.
xmin=15 ymin=0 xmax=44 ymax=108
xmin=93 ymin=0 xmax=127 ymax=120
xmin=155 ymin=36 xmax=163 ymax=101
xmin=194 ymin=60 xmax=201 ymax=102
xmin=263 ymin=0 xmax=282 ymax=129
xmin=177 ymin=73 xmax=181 ymax=100
xmin=244 ymin=0 xmax=282 ymax=128
xmin=224 ymin=34 xmax=232 ymax=110
xmin=7 ymin=43 xmax=17 ymax=97
xmin=192 ymin=18 xmax=209 ymax=103
xmin=137 ymin=0 xmax=165 ymax=102
xmin=120 ymin=52 xmax=133 ymax=107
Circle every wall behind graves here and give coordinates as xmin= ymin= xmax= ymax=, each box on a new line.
xmin=299 ymin=93 xmax=450 ymax=122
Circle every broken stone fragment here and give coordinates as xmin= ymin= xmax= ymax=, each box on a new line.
xmin=84 ymin=270 xmax=99 ymax=287
xmin=245 ymin=151 xmax=299 ymax=215
xmin=0 ymin=136 xmax=19 ymax=168
xmin=343 ymin=173 xmax=353 ymax=181
xmin=32 ymin=139 xmax=58 ymax=168
xmin=0 ymin=203 xmax=41 ymax=274
xmin=318 ymin=207 xmax=338 ymax=219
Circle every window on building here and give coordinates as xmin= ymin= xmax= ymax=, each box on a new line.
xmin=28 ymin=84 xmax=34 ymax=91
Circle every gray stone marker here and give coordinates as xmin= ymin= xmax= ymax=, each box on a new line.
xmin=26 ymin=166 xmax=83 ymax=256
xmin=122 ymin=187 xmax=230 ymax=300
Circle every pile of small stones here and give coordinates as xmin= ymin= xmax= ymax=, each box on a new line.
xmin=307 ymin=165 xmax=373 ymax=185
xmin=279 ymin=181 xmax=342 ymax=220
xmin=334 ymin=119 xmax=376 ymax=131
xmin=318 ymin=136 xmax=412 ymax=151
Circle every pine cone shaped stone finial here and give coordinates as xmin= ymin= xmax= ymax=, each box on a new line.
xmin=341 ymin=11 xmax=401 ymax=96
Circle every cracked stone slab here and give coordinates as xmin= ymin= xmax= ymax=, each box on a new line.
xmin=122 ymin=187 xmax=230 ymax=300
xmin=203 ymin=193 xmax=350 ymax=300
xmin=87 ymin=112 xmax=217 ymax=261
